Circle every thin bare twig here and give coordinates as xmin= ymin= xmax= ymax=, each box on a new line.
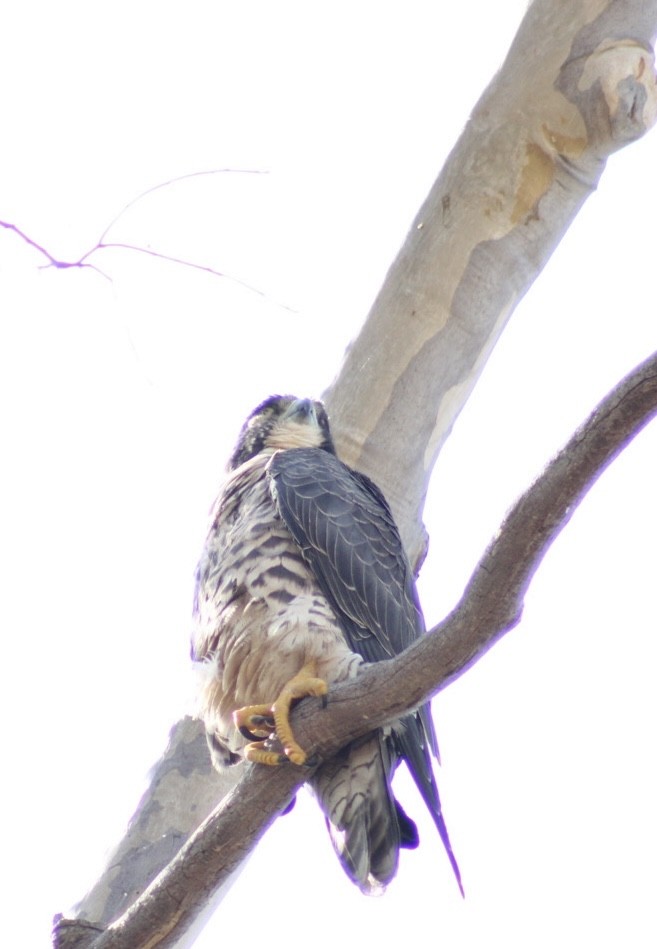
xmin=94 ymin=242 xmax=296 ymax=311
xmin=92 ymin=168 xmax=267 ymax=246
xmin=0 ymin=220 xmax=106 ymax=275
xmin=1 ymin=169 xmax=296 ymax=310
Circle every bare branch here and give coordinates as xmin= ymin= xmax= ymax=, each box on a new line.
xmin=0 ymin=220 xmax=106 ymax=276
xmin=88 ymin=242 xmax=297 ymax=312
xmin=327 ymin=0 xmax=657 ymax=563
xmin=91 ymin=168 xmax=267 ymax=246
xmin=0 ymin=169 xmax=294 ymax=309
xmin=54 ymin=349 xmax=657 ymax=948
xmin=59 ymin=3 xmax=657 ymax=937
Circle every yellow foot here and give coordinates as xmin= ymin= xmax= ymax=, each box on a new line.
xmin=233 ymin=661 xmax=328 ymax=767
xmin=243 ymin=740 xmax=287 ymax=766
xmin=233 ymin=704 xmax=275 ymax=740
xmin=273 ymin=662 xmax=328 ymax=765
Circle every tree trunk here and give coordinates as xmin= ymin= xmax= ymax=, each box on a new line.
xmin=55 ymin=2 xmax=657 ymax=946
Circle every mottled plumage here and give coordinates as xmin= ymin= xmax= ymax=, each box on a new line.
xmin=191 ymin=395 xmax=461 ymax=894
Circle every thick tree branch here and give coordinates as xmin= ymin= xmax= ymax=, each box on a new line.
xmin=58 ymin=1 xmax=657 ymax=942
xmin=54 ymin=350 xmax=657 ymax=948
xmin=327 ymin=0 xmax=657 ymax=563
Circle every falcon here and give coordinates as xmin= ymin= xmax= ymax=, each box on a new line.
xmin=191 ymin=395 xmax=462 ymax=894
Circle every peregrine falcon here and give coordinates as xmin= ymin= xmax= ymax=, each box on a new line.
xmin=191 ymin=395 xmax=462 ymax=894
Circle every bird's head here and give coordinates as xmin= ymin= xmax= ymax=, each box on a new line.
xmin=228 ymin=395 xmax=335 ymax=470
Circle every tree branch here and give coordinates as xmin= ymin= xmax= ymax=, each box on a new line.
xmin=1 ymin=169 xmax=291 ymax=307
xmin=56 ymin=1 xmax=657 ymax=941
xmin=327 ymin=0 xmax=657 ymax=563
xmin=54 ymin=349 xmax=657 ymax=948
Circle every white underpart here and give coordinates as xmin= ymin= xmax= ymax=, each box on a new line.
xmin=265 ymin=416 xmax=325 ymax=451
xmin=191 ymin=450 xmax=362 ymax=757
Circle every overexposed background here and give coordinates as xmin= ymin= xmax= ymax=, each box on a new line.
xmin=1 ymin=3 xmax=656 ymax=946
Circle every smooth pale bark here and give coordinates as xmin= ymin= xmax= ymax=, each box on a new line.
xmin=328 ymin=0 xmax=657 ymax=563
xmin=56 ymin=2 xmax=657 ymax=947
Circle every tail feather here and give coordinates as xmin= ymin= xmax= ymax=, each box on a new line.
xmin=396 ymin=712 xmax=464 ymax=896
xmin=310 ymin=734 xmax=409 ymax=893
xmin=311 ymin=711 xmax=463 ymax=896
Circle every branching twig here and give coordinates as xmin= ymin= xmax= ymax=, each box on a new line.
xmin=53 ymin=350 xmax=657 ymax=949
xmin=91 ymin=168 xmax=267 ymax=246
xmin=1 ymin=169 xmax=295 ymax=309
xmin=0 ymin=220 xmax=106 ymax=275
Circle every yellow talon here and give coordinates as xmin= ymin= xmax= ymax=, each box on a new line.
xmin=273 ymin=662 xmax=327 ymax=765
xmin=243 ymin=741 xmax=287 ymax=766
xmin=233 ymin=661 xmax=328 ymax=767
xmin=233 ymin=704 xmax=275 ymax=740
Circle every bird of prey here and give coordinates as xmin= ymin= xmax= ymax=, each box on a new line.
xmin=191 ymin=394 xmax=462 ymax=894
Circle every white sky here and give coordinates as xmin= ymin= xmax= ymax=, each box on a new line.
xmin=1 ymin=3 xmax=656 ymax=947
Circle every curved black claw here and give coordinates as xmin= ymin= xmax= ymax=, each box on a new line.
xmin=238 ymin=722 xmax=272 ymax=742
xmin=300 ymin=753 xmax=320 ymax=769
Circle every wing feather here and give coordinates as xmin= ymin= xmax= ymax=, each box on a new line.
xmin=267 ymin=448 xmax=422 ymax=661
xmin=267 ymin=446 xmax=463 ymax=895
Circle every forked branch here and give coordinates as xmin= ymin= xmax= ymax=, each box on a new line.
xmin=54 ymin=349 xmax=657 ymax=949
xmin=0 ymin=170 xmax=293 ymax=308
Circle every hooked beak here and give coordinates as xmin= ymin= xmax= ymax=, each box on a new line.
xmin=282 ymin=398 xmax=317 ymax=425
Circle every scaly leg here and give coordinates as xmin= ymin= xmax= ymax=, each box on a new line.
xmin=233 ymin=660 xmax=328 ymax=766
xmin=242 ymin=740 xmax=288 ymax=767
xmin=272 ymin=661 xmax=328 ymax=765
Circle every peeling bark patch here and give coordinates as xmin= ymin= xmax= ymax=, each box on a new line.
xmin=511 ymin=143 xmax=554 ymax=224
xmin=542 ymin=123 xmax=587 ymax=159
xmin=576 ymin=41 xmax=657 ymax=140
xmin=612 ymin=75 xmax=648 ymax=141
